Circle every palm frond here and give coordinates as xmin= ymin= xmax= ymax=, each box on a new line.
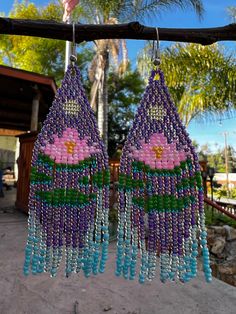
xmin=120 ymin=0 xmax=204 ymax=22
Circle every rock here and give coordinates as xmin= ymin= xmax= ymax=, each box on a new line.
xmin=103 ymin=306 xmax=112 ymax=312
xmin=218 ymin=260 xmax=236 ymax=275
xmin=211 ymin=237 xmax=226 ymax=256
xmin=224 ymin=225 xmax=236 ymax=241
xmin=219 ymin=273 xmax=236 ymax=286
xmin=217 ymin=258 xmax=236 ymax=286
xmin=225 ymin=240 xmax=236 ymax=258
xmin=207 ymin=233 xmax=217 ymax=247
xmin=210 ymin=261 xmax=218 ymax=278
xmin=205 ymin=225 xmax=236 ymax=286
xmin=212 ymin=226 xmax=227 ymax=236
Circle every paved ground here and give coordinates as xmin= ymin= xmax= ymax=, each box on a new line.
xmin=0 ymin=191 xmax=236 ymax=314
xmin=0 ymin=187 xmax=16 ymax=209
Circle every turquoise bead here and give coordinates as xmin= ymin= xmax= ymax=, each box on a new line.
xmin=201 ymin=231 xmax=207 ymax=237
xmin=23 ymin=269 xmax=29 ymax=276
xmin=37 ymin=267 xmax=44 ymax=273
xmin=192 ymin=251 xmax=198 ymax=257
xmin=206 ymin=276 xmax=212 ymax=283
xmin=94 ymin=251 xmax=99 ymax=257
xmin=38 ymin=256 xmax=44 ymax=262
xmin=139 ymin=275 xmax=145 ymax=284
xmin=101 ymin=226 xmax=108 ymax=231
xmin=169 ymin=272 xmax=175 ymax=280
xmin=25 ymin=247 xmax=32 ymax=254
xmin=25 ymin=256 xmax=31 ymax=262
xmin=103 ymin=234 xmax=109 ymax=240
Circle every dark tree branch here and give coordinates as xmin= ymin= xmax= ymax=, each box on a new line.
xmin=0 ymin=18 xmax=236 ymax=45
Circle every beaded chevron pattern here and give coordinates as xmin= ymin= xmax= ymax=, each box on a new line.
xmin=23 ymin=65 xmax=110 ymax=277
xmin=116 ymin=68 xmax=212 ymax=284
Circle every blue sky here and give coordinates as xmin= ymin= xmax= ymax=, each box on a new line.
xmin=1 ymin=0 xmax=236 ymax=151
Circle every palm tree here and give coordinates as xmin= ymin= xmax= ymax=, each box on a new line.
xmin=227 ymin=6 xmax=236 ymax=22
xmin=137 ymin=43 xmax=236 ymax=125
xmin=78 ymin=0 xmax=204 ymax=147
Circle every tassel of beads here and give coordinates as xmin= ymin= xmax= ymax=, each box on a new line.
xmin=23 ymin=65 xmax=110 ymax=277
xmin=116 ymin=68 xmax=212 ymax=284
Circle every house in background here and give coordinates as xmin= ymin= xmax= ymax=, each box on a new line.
xmin=0 ymin=65 xmax=56 ymax=212
xmin=214 ymin=173 xmax=236 ymax=189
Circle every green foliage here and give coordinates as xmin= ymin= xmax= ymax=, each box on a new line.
xmin=214 ymin=185 xmax=236 ymax=201
xmin=214 ymin=186 xmax=227 ymax=200
xmin=0 ymin=1 xmax=93 ymax=84
xmin=108 ymin=67 xmax=145 ymax=156
xmin=205 ymin=206 xmax=236 ymax=228
xmin=231 ymin=187 xmax=236 ymax=199
xmin=198 ymin=143 xmax=236 ymax=173
xmin=0 ymin=1 xmax=66 ymax=82
xmin=138 ymin=43 xmax=236 ymax=126
xmin=79 ymin=0 xmax=204 ymax=22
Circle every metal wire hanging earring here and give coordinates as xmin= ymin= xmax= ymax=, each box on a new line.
xmin=23 ymin=22 xmax=110 ymax=278
xmin=115 ymin=28 xmax=212 ymax=284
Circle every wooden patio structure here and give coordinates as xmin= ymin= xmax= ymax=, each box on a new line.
xmin=0 ymin=65 xmax=56 ymax=212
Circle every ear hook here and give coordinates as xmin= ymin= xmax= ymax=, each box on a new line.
xmin=70 ymin=22 xmax=77 ymax=65
xmin=152 ymin=27 xmax=160 ymax=66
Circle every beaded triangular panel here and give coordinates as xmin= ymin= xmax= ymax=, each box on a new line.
xmin=116 ymin=68 xmax=212 ymax=283
xmin=23 ymin=65 xmax=110 ymax=277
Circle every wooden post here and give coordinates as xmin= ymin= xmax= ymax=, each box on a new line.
xmin=224 ymin=132 xmax=230 ymax=197
xmin=30 ymin=87 xmax=40 ymax=132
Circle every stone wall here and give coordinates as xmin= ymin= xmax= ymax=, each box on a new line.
xmin=207 ymin=225 xmax=236 ymax=286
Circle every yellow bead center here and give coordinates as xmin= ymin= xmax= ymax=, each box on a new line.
xmin=64 ymin=141 xmax=76 ymax=154
xmin=154 ymin=73 xmax=160 ymax=81
xmin=152 ymin=146 xmax=164 ymax=159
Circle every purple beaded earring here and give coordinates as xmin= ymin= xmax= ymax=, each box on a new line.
xmin=116 ymin=29 xmax=212 ymax=284
xmin=23 ymin=41 xmax=110 ymax=277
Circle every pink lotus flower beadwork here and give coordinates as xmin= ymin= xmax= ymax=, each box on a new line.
xmin=41 ymin=127 xmax=100 ymax=164
xmin=129 ymin=132 xmax=188 ymax=169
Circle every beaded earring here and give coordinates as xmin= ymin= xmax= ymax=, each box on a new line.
xmin=23 ymin=53 xmax=110 ymax=277
xmin=116 ymin=30 xmax=212 ymax=284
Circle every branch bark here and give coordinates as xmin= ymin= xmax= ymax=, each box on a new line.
xmin=0 ymin=18 xmax=236 ymax=45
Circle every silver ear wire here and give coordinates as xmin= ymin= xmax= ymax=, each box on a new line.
xmin=70 ymin=22 xmax=77 ymax=65
xmin=152 ymin=27 xmax=160 ymax=66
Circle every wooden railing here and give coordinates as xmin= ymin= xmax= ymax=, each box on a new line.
xmin=109 ymin=159 xmax=236 ymax=221
xmin=204 ymin=197 xmax=236 ymax=221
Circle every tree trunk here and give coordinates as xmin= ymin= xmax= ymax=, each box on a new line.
xmin=97 ymin=48 xmax=109 ymax=148
xmin=103 ymin=49 xmax=109 ymax=148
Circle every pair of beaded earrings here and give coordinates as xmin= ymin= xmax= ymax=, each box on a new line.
xmin=23 ymin=33 xmax=212 ymax=284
